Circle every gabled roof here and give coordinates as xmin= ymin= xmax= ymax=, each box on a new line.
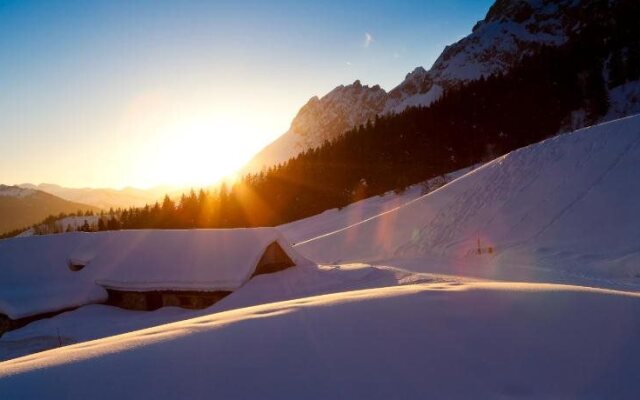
xmin=0 ymin=228 xmax=307 ymax=319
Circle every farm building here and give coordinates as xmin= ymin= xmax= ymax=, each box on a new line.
xmin=0 ymin=228 xmax=307 ymax=334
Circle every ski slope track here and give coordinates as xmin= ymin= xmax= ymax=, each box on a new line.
xmin=296 ymin=115 xmax=640 ymax=284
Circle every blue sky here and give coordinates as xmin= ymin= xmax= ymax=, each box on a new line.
xmin=0 ymin=0 xmax=493 ymax=188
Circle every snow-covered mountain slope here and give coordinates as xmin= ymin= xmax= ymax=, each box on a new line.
xmin=19 ymin=183 xmax=175 ymax=210
xmin=247 ymin=0 xmax=587 ymax=171
xmin=295 ymin=115 xmax=640 ymax=283
xmin=0 ymin=186 xmax=99 ymax=235
xmin=2 ymin=281 xmax=640 ymax=399
xmin=244 ymin=80 xmax=387 ymax=170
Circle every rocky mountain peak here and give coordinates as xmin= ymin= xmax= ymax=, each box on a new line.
xmin=382 ymin=0 xmax=584 ymax=116
xmin=484 ymin=0 xmax=538 ymax=24
xmin=429 ymin=0 xmax=577 ymax=85
xmin=288 ymin=80 xmax=387 ymax=144
xmin=406 ymin=66 xmax=428 ymax=80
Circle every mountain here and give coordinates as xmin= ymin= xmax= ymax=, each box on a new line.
xmin=18 ymin=183 xmax=176 ymax=210
xmin=4 ymin=280 xmax=640 ymax=398
xmin=384 ymin=0 xmax=576 ymax=113
xmin=382 ymin=66 xmax=443 ymax=115
xmin=244 ymin=80 xmax=388 ymax=170
xmin=247 ymin=0 xmax=639 ymax=171
xmin=0 ymin=185 xmax=99 ymax=235
xmin=422 ymin=0 xmax=571 ymax=84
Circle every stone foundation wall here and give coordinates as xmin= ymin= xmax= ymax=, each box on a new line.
xmin=105 ymin=289 xmax=231 ymax=311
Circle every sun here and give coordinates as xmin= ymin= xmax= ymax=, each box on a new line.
xmin=133 ymin=116 xmax=262 ymax=189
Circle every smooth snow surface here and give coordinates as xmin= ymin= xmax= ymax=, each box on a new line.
xmin=0 ymin=228 xmax=306 ymax=319
xmin=295 ymin=115 xmax=640 ymax=284
xmin=2 ymin=282 xmax=640 ymax=399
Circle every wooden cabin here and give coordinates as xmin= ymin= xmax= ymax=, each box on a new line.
xmin=0 ymin=229 xmax=307 ymax=334
xmin=101 ymin=241 xmax=296 ymax=311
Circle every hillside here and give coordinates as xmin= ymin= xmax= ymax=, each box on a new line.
xmin=0 ymin=186 xmax=99 ymax=235
xmin=19 ymin=183 xmax=174 ymax=210
xmin=295 ymin=115 xmax=640 ymax=284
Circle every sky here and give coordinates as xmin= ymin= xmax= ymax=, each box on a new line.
xmin=0 ymin=0 xmax=493 ymax=189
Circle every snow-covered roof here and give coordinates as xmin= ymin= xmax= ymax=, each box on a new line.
xmin=0 ymin=228 xmax=307 ymax=319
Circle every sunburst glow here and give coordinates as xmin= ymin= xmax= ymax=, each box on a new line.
xmin=128 ymin=115 xmax=268 ymax=189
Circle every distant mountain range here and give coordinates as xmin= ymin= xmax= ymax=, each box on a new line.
xmin=0 ymin=185 xmax=100 ymax=235
xmin=18 ymin=183 xmax=177 ymax=210
xmin=0 ymin=183 xmax=195 ymax=236
xmin=246 ymin=0 xmax=640 ymax=172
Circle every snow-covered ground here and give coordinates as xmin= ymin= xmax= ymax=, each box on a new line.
xmin=2 ymin=281 xmax=640 ymax=399
xmin=2 ymin=115 xmax=640 ymax=397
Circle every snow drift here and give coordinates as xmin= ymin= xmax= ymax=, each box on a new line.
xmin=2 ymin=281 xmax=640 ymax=399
